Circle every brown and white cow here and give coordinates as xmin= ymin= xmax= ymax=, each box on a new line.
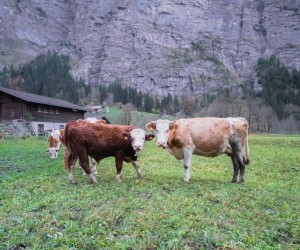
xmin=47 ymin=129 xmax=65 ymax=159
xmin=64 ymin=121 xmax=155 ymax=184
xmin=146 ymin=117 xmax=250 ymax=183
xmin=46 ymin=118 xmax=107 ymax=175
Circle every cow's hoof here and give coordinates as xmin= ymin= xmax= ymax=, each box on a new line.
xmin=183 ymin=178 xmax=190 ymax=182
xmin=86 ymin=174 xmax=97 ymax=184
xmin=231 ymin=179 xmax=237 ymax=183
xmin=116 ymin=175 xmax=122 ymax=183
xmin=68 ymin=175 xmax=76 ymax=184
xmin=238 ymin=179 xmax=245 ymax=183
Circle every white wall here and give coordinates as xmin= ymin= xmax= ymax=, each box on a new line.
xmin=31 ymin=121 xmax=66 ymax=136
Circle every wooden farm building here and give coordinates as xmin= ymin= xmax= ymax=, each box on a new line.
xmin=0 ymin=86 xmax=86 ymax=135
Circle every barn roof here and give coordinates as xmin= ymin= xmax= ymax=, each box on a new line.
xmin=0 ymin=86 xmax=86 ymax=112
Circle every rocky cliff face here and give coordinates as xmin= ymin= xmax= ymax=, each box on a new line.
xmin=0 ymin=0 xmax=299 ymax=96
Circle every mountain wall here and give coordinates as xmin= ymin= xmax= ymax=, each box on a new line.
xmin=0 ymin=0 xmax=299 ymax=96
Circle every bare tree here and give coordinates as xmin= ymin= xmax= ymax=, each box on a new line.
xmin=181 ymin=96 xmax=199 ymax=117
xmin=121 ymin=103 xmax=135 ymax=125
xmin=207 ymin=95 xmax=230 ymax=117
xmin=259 ymin=105 xmax=275 ymax=133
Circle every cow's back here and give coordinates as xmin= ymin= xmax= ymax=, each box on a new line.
xmin=170 ymin=117 xmax=247 ymax=157
xmin=65 ymin=122 xmax=136 ymax=161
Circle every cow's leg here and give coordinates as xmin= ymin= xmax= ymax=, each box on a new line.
xmin=91 ymin=158 xmax=98 ymax=175
xmin=115 ymin=156 xmax=124 ymax=182
xmin=229 ymin=135 xmax=246 ymax=183
xmin=78 ymin=151 xmax=97 ymax=184
xmin=183 ymin=147 xmax=193 ymax=182
xmin=230 ymin=155 xmax=239 ymax=183
xmin=132 ymin=160 xmax=143 ymax=178
xmin=239 ymin=161 xmax=245 ymax=183
xmin=67 ymin=151 xmax=77 ymax=184
xmin=235 ymin=150 xmax=246 ymax=183
xmin=82 ymin=157 xmax=98 ymax=176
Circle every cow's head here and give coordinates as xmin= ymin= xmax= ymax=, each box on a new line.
xmin=46 ymin=147 xmax=59 ymax=158
xmin=146 ymin=120 xmax=177 ymax=149
xmin=123 ymin=128 xmax=155 ymax=154
xmin=47 ymin=130 xmax=62 ymax=158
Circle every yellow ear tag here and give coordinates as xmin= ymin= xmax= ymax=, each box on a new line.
xmin=124 ymin=136 xmax=128 ymax=139
xmin=172 ymin=128 xmax=175 ymax=132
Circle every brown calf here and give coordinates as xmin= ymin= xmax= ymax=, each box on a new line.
xmin=64 ymin=120 xmax=154 ymax=184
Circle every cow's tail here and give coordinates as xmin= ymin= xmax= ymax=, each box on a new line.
xmin=63 ymin=121 xmax=74 ymax=169
xmin=244 ymin=135 xmax=250 ymax=165
xmin=244 ymin=120 xmax=250 ymax=165
xmin=64 ymin=121 xmax=72 ymax=151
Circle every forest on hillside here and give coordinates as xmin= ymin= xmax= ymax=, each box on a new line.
xmin=0 ymin=52 xmax=299 ymax=133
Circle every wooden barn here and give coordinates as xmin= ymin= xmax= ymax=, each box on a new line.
xmin=0 ymin=86 xmax=86 ymax=136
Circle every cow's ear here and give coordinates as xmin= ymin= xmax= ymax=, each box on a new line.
xmin=146 ymin=122 xmax=156 ymax=131
xmin=122 ymin=132 xmax=131 ymax=140
xmin=169 ymin=123 xmax=178 ymax=132
xmin=145 ymin=134 xmax=155 ymax=141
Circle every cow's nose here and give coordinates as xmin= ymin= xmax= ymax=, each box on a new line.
xmin=157 ymin=141 xmax=166 ymax=147
xmin=135 ymin=145 xmax=142 ymax=150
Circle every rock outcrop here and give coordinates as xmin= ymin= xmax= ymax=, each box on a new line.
xmin=0 ymin=0 xmax=299 ymax=96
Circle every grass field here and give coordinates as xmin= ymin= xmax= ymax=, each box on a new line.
xmin=0 ymin=135 xmax=299 ymax=249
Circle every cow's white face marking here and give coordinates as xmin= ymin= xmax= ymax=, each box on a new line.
xmin=154 ymin=120 xmax=171 ymax=149
xmin=48 ymin=147 xmax=58 ymax=158
xmin=130 ymin=129 xmax=146 ymax=154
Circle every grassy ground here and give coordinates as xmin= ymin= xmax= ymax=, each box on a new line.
xmin=0 ymin=135 xmax=299 ymax=249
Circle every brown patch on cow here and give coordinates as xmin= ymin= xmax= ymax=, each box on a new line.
xmin=146 ymin=122 xmax=156 ymax=131
xmin=59 ymin=129 xmax=65 ymax=144
xmin=48 ymin=136 xmax=59 ymax=148
xmin=145 ymin=134 xmax=155 ymax=141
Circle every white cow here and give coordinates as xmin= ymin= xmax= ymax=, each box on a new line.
xmin=146 ymin=117 xmax=250 ymax=183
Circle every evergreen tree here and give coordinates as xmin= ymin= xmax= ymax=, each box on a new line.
xmin=256 ymin=55 xmax=300 ymax=119
xmin=99 ymin=85 xmax=108 ymax=102
xmin=143 ymin=93 xmax=154 ymax=112
xmin=0 ymin=51 xmax=88 ymax=104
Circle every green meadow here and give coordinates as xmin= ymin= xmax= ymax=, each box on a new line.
xmin=0 ymin=135 xmax=299 ymax=249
